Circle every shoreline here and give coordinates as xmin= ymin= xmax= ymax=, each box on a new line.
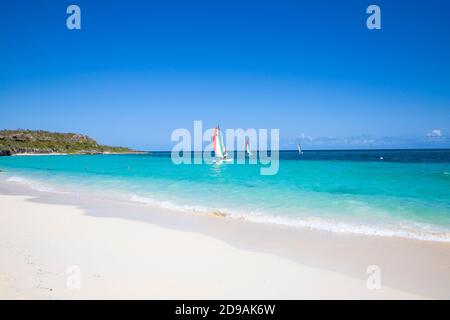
xmin=1 ymin=171 xmax=448 ymax=244
xmin=0 ymin=179 xmax=449 ymax=299
xmin=8 ymin=151 xmax=148 ymax=156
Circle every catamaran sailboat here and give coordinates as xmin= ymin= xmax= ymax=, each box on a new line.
xmin=213 ymin=125 xmax=232 ymax=163
xmin=297 ymin=143 xmax=303 ymax=155
xmin=245 ymin=138 xmax=252 ymax=157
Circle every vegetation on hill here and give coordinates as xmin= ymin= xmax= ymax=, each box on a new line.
xmin=0 ymin=130 xmax=133 ymax=156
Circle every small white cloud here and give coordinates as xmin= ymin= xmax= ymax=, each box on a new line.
xmin=426 ymin=129 xmax=442 ymax=138
xmin=299 ymin=133 xmax=313 ymax=141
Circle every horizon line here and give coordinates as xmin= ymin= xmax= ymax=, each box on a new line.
xmin=144 ymin=148 xmax=450 ymax=152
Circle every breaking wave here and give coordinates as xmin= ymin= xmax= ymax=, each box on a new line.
xmin=5 ymin=175 xmax=69 ymax=194
xmin=129 ymin=194 xmax=450 ymax=243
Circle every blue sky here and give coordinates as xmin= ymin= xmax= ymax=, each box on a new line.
xmin=1 ymin=0 xmax=449 ymax=150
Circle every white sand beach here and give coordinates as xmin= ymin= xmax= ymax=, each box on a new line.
xmin=0 ymin=180 xmax=449 ymax=299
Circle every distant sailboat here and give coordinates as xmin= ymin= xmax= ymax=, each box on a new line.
xmin=297 ymin=143 xmax=303 ymax=155
xmin=245 ymin=138 xmax=252 ymax=157
xmin=213 ymin=125 xmax=232 ymax=163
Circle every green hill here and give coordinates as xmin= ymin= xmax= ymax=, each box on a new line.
xmin=0 ymin=130 xmax=133 ymax=156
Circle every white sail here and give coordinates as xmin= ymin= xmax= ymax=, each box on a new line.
xmin=246 ymin=139 xmax=252 ymax=156
xmin=213 ymin=126 xmax=225 ymax=159
xmin=220 ymin=128 xmax=227 ymax=158
xmin=298 ymin=143 xmax=303 ymax=154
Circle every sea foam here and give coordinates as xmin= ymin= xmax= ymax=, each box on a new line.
xmin=129 ymin=193 xmax=450 ymax=243
xmin=5 ymin=175 xmax=69 ymax=194
xmin=3 ymin=175 xmax=449 ymax=243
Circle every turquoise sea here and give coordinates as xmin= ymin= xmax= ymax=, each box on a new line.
xmin=1 ymin=150 xmax=449 ymax=242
